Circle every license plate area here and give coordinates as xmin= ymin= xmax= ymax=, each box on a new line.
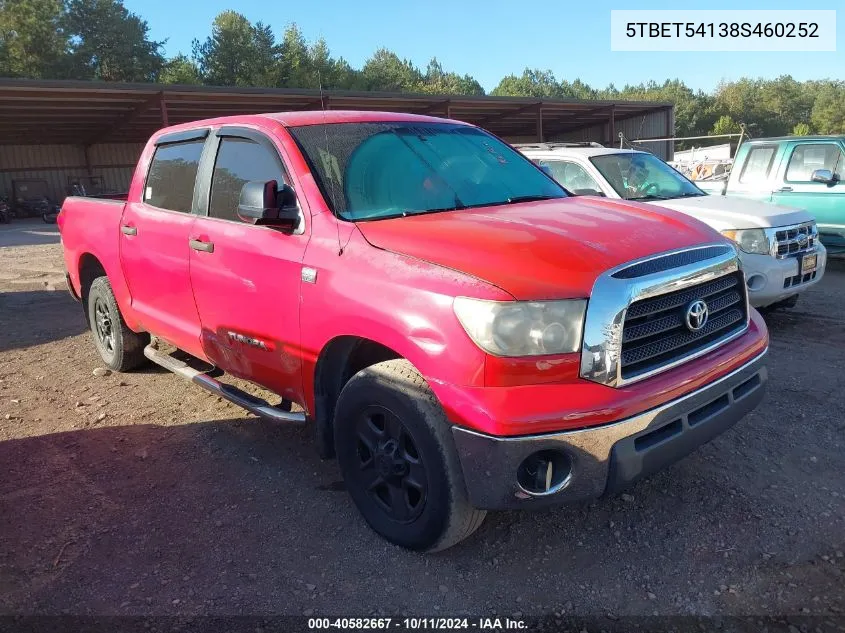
xmin=801 ymin=253 xmax=818 ymax=274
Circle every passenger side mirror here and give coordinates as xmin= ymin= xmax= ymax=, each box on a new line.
xmin=571 ymin=188 xmax=606 ymax=197
xmin=238 ymin=180 xmax=300 ymax=229
xmin=811 ymin=169 xmax=836 ymax=185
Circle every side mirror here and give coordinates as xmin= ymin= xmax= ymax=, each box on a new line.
xmin=811 ymin=169 xmax=836 ymax=184
xmin=238 ymin=180 xmax=300 ymax=229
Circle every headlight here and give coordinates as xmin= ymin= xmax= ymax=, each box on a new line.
xmin=453 ymin=297 xmax=586 ymax=357
xmin=721 ymin=229 xmax=770 ymax=255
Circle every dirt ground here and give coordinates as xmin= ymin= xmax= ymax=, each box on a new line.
xmin=1 ymin=219 xmax=843 ymax=622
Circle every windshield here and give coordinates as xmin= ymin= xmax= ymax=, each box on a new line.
xmin=589 ymin=152 xmax=705 ymax=201
xmin=288 ymin=122 xmax=566 ymax=221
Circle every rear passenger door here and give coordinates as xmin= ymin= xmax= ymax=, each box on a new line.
xmin=119 ymin=129 xmax=206 ymax=358
xmin=188 ymin=126 xmax=310 ymax=403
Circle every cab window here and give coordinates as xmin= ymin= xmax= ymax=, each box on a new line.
xmin=143 ymin=140 xmax=205 ymax=212
xmin=209 ymin=137 xmax=287 ymax=222
xmin=785 ymin=143 xmax=845 ymax=182
xmin=738 ymin=146 xmax=777 ymax=184
xmin=539 ymin=160 xmax=602 ymax=193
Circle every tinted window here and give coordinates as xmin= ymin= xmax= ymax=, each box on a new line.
xmin=209 ymin=138 xmax=286 ymax=222
xmin=289 ymin=122 xmax=565 ymax=221
xmin=739 ymin=146 xmax=776 ymax=184
xmin=540 ymin=160 xmax=602 ymax=193
xmin=143 ymin=140 xmax=205 ymax=212
xmin=785 ymin=143 xmax=845 ymax=182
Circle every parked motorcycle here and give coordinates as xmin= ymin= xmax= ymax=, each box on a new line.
xmin=0 ymin=195 xmax=11 ymax=224
xmin=41 ymin=198 xmax=61 ymax=224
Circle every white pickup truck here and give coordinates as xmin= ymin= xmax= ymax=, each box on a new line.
xmin=517 ymin=144 xmax=827 ymax=310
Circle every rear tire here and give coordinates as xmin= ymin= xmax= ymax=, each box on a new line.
xmin=85 ymin=276 xmax=148 ymax=372
xmin=334 ymin=359 xmax=485 ymax=552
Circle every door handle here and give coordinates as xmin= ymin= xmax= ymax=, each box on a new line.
xmin=121 ymin=225 xmax=137 ymax=236
xmin=776 ymin=186 xmax=793 ymax=192
xmin=189 ymin=238 xmax=214 ymax=253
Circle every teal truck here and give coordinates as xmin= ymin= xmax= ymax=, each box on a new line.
xmin=720 ymin=136 xmax=845 ymax=253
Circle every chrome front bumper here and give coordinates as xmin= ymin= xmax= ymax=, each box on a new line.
xmin=452 ymin=350 xmax=767 ymax=510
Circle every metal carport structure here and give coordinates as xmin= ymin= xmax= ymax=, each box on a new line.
xmin=0 ymin=79 xmax=674 ymax=200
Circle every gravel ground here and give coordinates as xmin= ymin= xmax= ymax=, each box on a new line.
xmin=0 ymin=219 xmax=843 ymax=623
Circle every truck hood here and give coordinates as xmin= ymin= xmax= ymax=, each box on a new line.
xmin=646 ymin=195 xmax=811 ymax=231
xmin=356 ymin=197 xmax=722 ymax=300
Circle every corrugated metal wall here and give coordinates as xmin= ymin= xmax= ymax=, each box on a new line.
xmin=0 ymin=143 xmax=142 ymax=202
xmin=552 ymin=109 xmax=673 ymax=160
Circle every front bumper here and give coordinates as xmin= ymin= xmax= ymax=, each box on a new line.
xmin=741 ymin=245 xmax=826 ymax=308
xmin=452 ymin=350 xmax=767 ymax=510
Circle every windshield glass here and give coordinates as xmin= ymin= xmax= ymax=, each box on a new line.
xmin=288 ymin=122 xmax=566 ymax=221
xmin=589 ymin=152 xmax=705 ymax=201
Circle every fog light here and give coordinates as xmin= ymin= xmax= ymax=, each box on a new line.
xmin=516 ymin=450 xmax=572 ymax=495
xmin=746 ymin=273 xmax=766 ymax=292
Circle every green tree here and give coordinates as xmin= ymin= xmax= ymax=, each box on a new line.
xmin=360 ymin=48 xmax=421 ymax=92
xmin=278 ymin=23 xmax=310 ymax=87
xmin=491 ymin=68 xmax=563 ymax=98
xmin=810 ymin=82 xmax=845 ymax=134
xmin=193 ymin=11 xmax=275 ymax=86
xmin=418 ymin=58 xmax=483 ymax=95
xmin=712 ymin=115 xmax=741 ymax=136
xmin=159 ymin=54 xmax=201 ymax=85
xmin=0 ymin=0 xmax=67 ymax=78
xmin=63 ymin=0 xmax=165 ymax=81
xmin=792 ymin=122 xmax=812 ymax=136
xmin=251 ymin=21 xmax=280 ymax=86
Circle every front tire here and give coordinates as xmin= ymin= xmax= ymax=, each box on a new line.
xmin=334 ymin=359 xmax=485 ymax=552
xmin=85 ymin=276 xmax=149 ymax=371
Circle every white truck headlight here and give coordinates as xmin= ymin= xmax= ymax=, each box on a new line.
xmin=721 ymin=229 xmax=770 ymax=255
xmin=453 ymin=297 xmax=586 ymax=357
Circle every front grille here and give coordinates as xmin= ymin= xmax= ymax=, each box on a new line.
xmin=774 ymin=223 xmax=817 ymax=258
xmin=620 ymin=272 xmax=748 ymax=379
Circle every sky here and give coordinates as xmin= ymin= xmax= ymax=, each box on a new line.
xmin=123 ymin=0 xmax=843 ymax=93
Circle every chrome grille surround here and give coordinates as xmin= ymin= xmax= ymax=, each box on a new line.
xmin=766 ymin=221 xmax=818 ymax=259
xmin=580 ymin=243 xmax=748 ymax=388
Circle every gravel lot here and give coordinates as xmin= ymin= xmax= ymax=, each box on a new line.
xmin=1 ymin=219 xmax=843 ymax=622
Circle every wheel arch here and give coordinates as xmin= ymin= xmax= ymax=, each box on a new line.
xmin=313 ymin=335 xmax=405 ymax=458
xmin=78 ymin=252 xmax=107 ymax=303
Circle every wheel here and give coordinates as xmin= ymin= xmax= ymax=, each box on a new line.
xmin=85 ymin=276 xmax=149 ymax=371
xmin=334 ymin=359 xmax=486 ymax=551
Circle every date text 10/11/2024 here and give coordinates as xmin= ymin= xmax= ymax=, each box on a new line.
xmin=307 ymin=617 xmax=527 ymax=630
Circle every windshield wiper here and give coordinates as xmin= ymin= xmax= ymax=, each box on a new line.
xmin=628 ymin=194 xmax=670 ymax=201
xmin=677 ymin=191 xmax=707 ymax=197
xmin=506 ymin=194 xmax=560 ymax=204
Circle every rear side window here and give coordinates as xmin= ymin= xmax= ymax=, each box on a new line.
xmin=540 ymin=160 xmax=601 ymax=192
xmin=143 ymin=140 xmax=205 ymax=212
xmin=738 ymin=146 xmax=776 ymax=184
xmin=785 ymin=143 xmax=845 ymax=182
xmin=209 ymin=138 xmax=286 ymax=222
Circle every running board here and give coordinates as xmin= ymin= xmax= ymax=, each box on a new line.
xmin=143 ymin=343 xmax=306 ymax=425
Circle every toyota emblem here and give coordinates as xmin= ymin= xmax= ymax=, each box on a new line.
xmin=685 ymin=300 xmax=709 ymax=332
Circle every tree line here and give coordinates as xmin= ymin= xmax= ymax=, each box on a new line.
xmin=1 ymin=0 xmax=843 ymax=140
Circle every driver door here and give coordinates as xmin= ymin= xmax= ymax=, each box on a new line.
xmin=188 ymin=126 xmax=310 ymax=403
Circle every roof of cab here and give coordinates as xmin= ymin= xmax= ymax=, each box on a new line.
xmin=744 ymin=135 xmax=845 ymax=143
xmin=149 ymin=110 xmax=468 ymax=141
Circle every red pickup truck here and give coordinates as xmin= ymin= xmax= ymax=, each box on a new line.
xmin=58 ymin=111 xmax=769 ymax=551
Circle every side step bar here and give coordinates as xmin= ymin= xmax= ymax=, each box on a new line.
xmin=143 ymin=343 xmax=306 ymax=425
